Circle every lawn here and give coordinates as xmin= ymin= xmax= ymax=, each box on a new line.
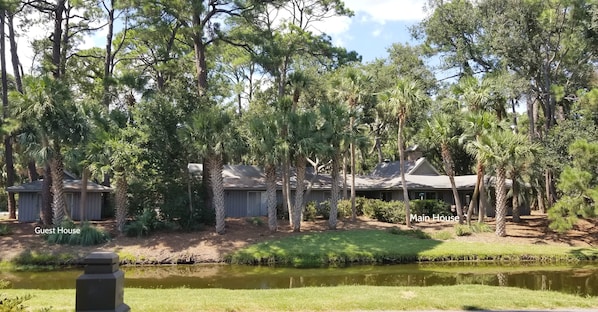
xmin=2 ymin=285 xmax=597 ymax=312
xmin=227 ymin=229 xmax=598 ymax=266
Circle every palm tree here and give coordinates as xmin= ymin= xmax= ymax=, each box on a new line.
xmin=288 ymin=110 xmax=318 ymax=232
xmin=246 ymin=106 xmax=282 ymax=232
xmin=12 ymin=75 xmax=88 ymax=226
xmin=379 ymin=78 xmax=427 ymax=227
xmin=332 ymin=67 xmax=370 ymax=222
xmin=423 ymin=113 xmax=464 ymax=223
xmin=184 ymin=106 xmax=243 ymax=234
xmin=461 ymin=112 xmax=497 ymax=224
xmin=318 ymin=101 xmax=350 ymax=230
xmin=472 ymin=130 xmax=534 ymax=237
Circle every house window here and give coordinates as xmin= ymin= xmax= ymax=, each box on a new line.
xmin=65 ymin=193 xmax=74 ymax=218
xmin=416 ymin=192 xmax=437 ymax=200
xmin=381 ymin=192 xmax=392 ymax=202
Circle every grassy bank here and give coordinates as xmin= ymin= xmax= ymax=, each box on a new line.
xmin=227 ymin=229 xmax=598 ymax=267
xmin=3 ymin=285 xmax=597 ymax=312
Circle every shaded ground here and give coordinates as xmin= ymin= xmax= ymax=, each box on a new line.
xmin=0 ymin=212 xmax=596 ymax=265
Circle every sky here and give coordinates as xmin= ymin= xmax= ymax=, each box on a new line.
xmin=315 ymin=0 xmax=430 ymax=63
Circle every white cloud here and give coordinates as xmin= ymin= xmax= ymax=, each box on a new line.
xmin=372 ymin=28 xmax=382 ymax=37
xmin=344 ymin=0 xmax=428 ymax=24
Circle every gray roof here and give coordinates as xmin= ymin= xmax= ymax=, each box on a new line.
xmin=370 ymin=158 xmax=440 ymax=177
xmin=188 ymin=163 xmax=479 ymax=191
xmin=6 ymin=179 xmax=112 ymax=193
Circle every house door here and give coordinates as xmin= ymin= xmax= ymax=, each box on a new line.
xmin=247 ymin=191 xmax=267 ymax=217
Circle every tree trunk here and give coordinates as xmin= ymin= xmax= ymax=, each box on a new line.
xmin=282 ymin=156 xmax=292 ymax=226
xmin=7 ymin=13 xmax=23 ymax=93
xmin=80 ymin=168 xmax=89 ymax=221
xmin=329 ymin=152 xmax=340 ymax=230
xmin=495 ymin=167 xmax=507 ymax=237
xmin=208 ymin=153 xmax=226 ymax=234
xmin=467 ymin=172 xmax=483 ymax=225
xmin=191 ymin=8 xmax=207 ymax=96
xmin=342 ymin=153 xmax=348 ymax=199
xmin=512 ymin=178 xmax=521 ymax=223
xmin=0 ymin=9 xmax=16 ymax=220
xmin=41 ymin=164 xmax=53 ymax=225
xmin=102 ymin=0 xmax=115 ymax=108
xmin=293 ymin=155 xmax=306 ymax=232
xmin=265 ymin=163 xmax=277 ymax=232
xmin=50 ymin=151 xmax=68 ymax=226
xmin=441 ymin=143 xmax=463 ymax=224
xmin=115 ymin=171 xmax=128 ymax=232
xmin=479 ymin=174 xmax=488 ymax=223
xmin=51 ymin=0 xmax=66 ymax=78
xmin=399 ymin=120 xmax=411 ymax=227
xmin=27 ymin=161 xmax=39 ymax=182
xmin=350 ymin=117 xmax=356 ymax=221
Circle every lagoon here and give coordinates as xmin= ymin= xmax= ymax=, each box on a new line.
xmin=1 ymin=263 xmax=597 ymax=297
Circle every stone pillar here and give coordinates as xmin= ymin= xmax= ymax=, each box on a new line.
xmin=76 ymin=252 xmax=130 ymax=312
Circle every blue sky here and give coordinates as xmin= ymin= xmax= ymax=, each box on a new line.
xmin=314 ymin=0 xmax=429 ymax=63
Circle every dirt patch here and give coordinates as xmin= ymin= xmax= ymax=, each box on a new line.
xmin=0 ymin=212 xmax=596 ymax=265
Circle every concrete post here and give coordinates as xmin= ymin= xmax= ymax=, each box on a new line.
xmin=76 ymin=252 xmax=130 ymax=312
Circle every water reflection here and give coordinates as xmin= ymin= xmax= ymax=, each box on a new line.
xmin=1 ymin=263 xmax=596 ymax=296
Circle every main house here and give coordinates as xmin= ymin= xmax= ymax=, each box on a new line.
xmin=188 ymin=156 xmax=523 ymax=218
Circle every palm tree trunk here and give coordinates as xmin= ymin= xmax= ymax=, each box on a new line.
xmin=50 ymin=151 xmax=68 ymax=226
xmin=329 ymin=152 xmax=340 ymax=230
xmin=512 ymin=179 xmax=521 ymax=223
xmin=293 ymin=155 xmax=306 ymax=232
xmin=265 ymin=163 xmax=277 ymax=232
xmin=350 ymin=116 xmax=356 ymax=221
xmin=466 ymin=165 xmax=482 ymax=225
xmin=208 ymin=153 xmax=226 ymax=234
xmin=479 ymin=175 xmax=488 ymax=223
xmin=441 ymin=143 xmax=463 ymax=224
xmin=399 ymin=120 xmax=411 ymax=227
xmin=115 ymin=171 xmax=128 ymax=232
xmin=282 ymin=156 xmax=293 ymax=226
xmin=80 ymin=167 xmax=89 ymax=221
xmin=41 ymin=163 xmax=53 ymax=226
xmin=495 ymin=167 xmax=507 ymax=237
xmin=342 ymin=153 xmax=348 ymax=199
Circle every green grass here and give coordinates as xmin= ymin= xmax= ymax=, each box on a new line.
xmin=227 ymin=229 xmax=598 ymax=266
xmin=2 ymin=285 xmax=597 ymax=312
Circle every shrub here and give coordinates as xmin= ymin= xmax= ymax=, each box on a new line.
xmin=246 ymin=217 xmax=265 ymax=226
xmin=410 ymin=200 xmax=452 ymax=217
xmin=470 ymin=222 xmax=493 ymax=233
xmin=45 ymin=221 xmax=110 ymax=246
xmin=454 ymin=224 xmax=473 ymax=236
xmin=0 ymin=224 xmax=11 ymax=236
xmin=431 ymin=230 xmax=454 ymax=240
xmin=317 ymin=200 xmax=351 ymax=219
xmin=373 ymin=201 xmax=406 ymax=224
xmin=388 ymin=227 xmax=431 ymax=239
xmin=125 ymin=208 xmax=159 ymax=237
xmin=303 ymin=202 xmax=317 ymax=221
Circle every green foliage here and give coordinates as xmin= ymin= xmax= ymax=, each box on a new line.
xmin=431 ymin=230 xmax=454 ymax=240
xmin=303 ymin=202 xmax=317 ymax=221
xmin=125 ymin=208 xmax=160 ymax=237
xmin=0 ymin=224 xmax=11 ymax=236
xmin=12 ymin=251 xmax=76 ymax=267
xmin=388 ymin=227 xmax=431 ymax=239
xmin=0 ymin=293 xmax=32 ymax=312
xmin=454 ymin=224 xmax=473 ymax=236
xmin=549 ymin=139 xmax=598 ymax=232
xmin=317 ymin=200 xmax=351 ymax=219
xmin=245 ymin=217 xmax=265 ymax=227
xmin=44 ymin=221 xmax=110 ymax=246
xmin=469 ymin=222 xmax=493 ymax=233
xmin=372 ymin=201 xmax=406 ymax=224
xmin=410 ymin=200 xmax=452 ymax=217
